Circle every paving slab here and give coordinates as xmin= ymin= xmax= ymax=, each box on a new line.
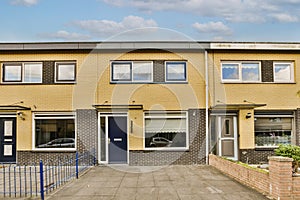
xmin=46 ymin=165 xmax=269 ymax=200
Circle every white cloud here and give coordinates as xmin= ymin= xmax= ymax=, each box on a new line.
xmin=72 ymin=15 xmax=158 ymax=37
xmin=10 ymin=0 xmax=39 ymax=6
xmin=193 ymin=21 xmax=232 ymax=35
xmin=102 ymin=0 xmax=300 ymax=23
xmin=39 ymin=31 xmax=91 ymax=41
xmin=270 ymin=13 xmax=298 ymax=22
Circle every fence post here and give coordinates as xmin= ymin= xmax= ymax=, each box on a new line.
xmin=93 ymin=148 xmax=96 ymax=165
xmin=76 ymin=152 xmax=79 ymax=179
xmin=39 ymin=160 xmax=45 ymax=200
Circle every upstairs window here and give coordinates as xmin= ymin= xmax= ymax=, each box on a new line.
xmin=3 ymin=62 xmax=42 ymax=83
xmin=273 ymin=62 xmax=294 ymax=83
xmin=55 ymin=62 xmax=76 ymax=83
xmin=111 ymin=61 xmax=153 ymax=83
xmin=165 ymin=61 xmax=187 ymax=82
xmin=221 ymin=62 xmax=261 ymax=82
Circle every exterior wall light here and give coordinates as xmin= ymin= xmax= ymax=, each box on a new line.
xmin=17 ymin=111 xmax=25 ymax=120
xmin=246 ymin=112 xmax=252 ymax=119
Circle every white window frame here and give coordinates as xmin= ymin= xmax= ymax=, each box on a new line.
xmin=221 ymin=61 xmax=261 ymax=83
xmin=273 ymin=62 xmax=294 ymax=83
xmin=55 ymin=62 xmax=76 ymax=83
xmin=144 ymin=111 xmax=189 ymax=151
xmin=32 ymin=112 xmax=76 ymax=151
xmin=165 ymin=61 xmax=187 ymax=82
xmin=2 ymin=62 xmax=43 ymax=83
xmin=111 ymin=61 xmax=153 ymax=83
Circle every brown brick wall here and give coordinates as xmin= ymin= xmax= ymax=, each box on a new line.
xmin=129 ymin=109 xmax=206 ymax=165
xmin=210 ymin=154 xmax=300 ymax=200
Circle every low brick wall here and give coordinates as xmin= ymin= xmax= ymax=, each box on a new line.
xmin=209 ymin=154 xmax=269 ymax=195
xmin=209 ymin=154 xmax=300 ymax=200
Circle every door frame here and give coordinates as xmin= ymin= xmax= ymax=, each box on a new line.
xmin=98 ymin=113 xmax=129 ymax=164
xmin=0 ymin=115 xmax=17 ymax=163
xmin=216 ymin=114 xmax=238 ymax=160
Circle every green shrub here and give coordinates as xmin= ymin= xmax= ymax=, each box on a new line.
xmin=274 ymin=144 xmax=300 ymax=173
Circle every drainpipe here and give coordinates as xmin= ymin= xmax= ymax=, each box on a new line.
xmin=205 ymin=50 xmax=209 ymax=164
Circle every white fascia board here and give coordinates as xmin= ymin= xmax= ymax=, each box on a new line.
xmin=210 ymin=42 xmax=300 ymax=50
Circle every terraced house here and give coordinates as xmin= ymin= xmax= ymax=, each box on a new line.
xmin=0 ymin=41 xmax=299 ymax=165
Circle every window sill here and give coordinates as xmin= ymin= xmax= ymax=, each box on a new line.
xmin=221 ymin=81 xmax=296 ymax=84
xmin=142 ymin=148 xmax=189 ymax=152
xmin=32 ymin=148 xmax=76 ymax=152
xmin=255 ymin=146 xmax=278 ymax=151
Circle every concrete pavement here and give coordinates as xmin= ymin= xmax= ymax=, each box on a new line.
xmin=46 ymin=165 xmax=269 ymax=200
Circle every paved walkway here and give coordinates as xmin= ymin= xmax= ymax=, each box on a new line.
xmin=47 ymin=165 xmax=269 ymax=200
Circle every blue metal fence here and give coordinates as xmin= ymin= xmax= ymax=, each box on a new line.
xmin=0 ymin=149 xmax=95 ymax=199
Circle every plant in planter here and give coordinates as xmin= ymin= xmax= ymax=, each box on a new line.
xmin=274 ymin=144 xmax=300 ymax=173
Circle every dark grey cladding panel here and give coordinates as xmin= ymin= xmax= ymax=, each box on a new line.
xmin=76 ymin=109 xmax=98 ymax=154
xmin=43 ymin=61 xmax=55 ymax=84
xmin=261 ymin=60 xmax=274 ymax=82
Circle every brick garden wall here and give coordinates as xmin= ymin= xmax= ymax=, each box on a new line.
xmin=209 ymin=154 xmax=300 ymax=200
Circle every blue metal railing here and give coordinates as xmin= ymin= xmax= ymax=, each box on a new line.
xmin=0 ymin=149 xmax=95 ymax=199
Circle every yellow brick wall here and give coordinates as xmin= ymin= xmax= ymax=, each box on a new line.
xmin=209 ymin=51 xmax=300 ymax=109
xmin=0 ymin=52 xmax=90 ymax=150
xmin=95 ymin=50 xmax=206 ymax=150
xmin=239 ymin=109 xmax=255 ymax=149
xmin=210 ymin=51 xmax=300 ymax=149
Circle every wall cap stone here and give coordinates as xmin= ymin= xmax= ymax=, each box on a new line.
xmin=269 ymin=156 xmax=293 ymax=162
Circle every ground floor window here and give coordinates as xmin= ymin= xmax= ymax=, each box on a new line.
xmin=34 ymin=113 xmax=75 ymax=150
xmin=144 ymin=111 xmax=188 ymax=149
xmin=255 ymin=112 xmax=293 ymax=148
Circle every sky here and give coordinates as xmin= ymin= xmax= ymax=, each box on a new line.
xmin=1 ymin=0 xmax=300 ymax=42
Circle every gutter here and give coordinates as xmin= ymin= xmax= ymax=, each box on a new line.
xmin=205 ymin=50 xmax=209 ymax=164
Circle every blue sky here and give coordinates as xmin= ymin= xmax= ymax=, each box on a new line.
xmin=1 ymin=0 xmax=300 ymax=42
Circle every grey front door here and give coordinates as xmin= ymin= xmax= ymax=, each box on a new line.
xmin=108 ymin=116 xmax=128 ymax=164
xmin=0 ymin=118 xmax=16 ymax=163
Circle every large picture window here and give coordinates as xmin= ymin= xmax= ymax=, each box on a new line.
xmin=221 ymin=61 xmax=261 ymax=82
xmin=55 ymin=62 xmax=76 ymax=83
xmin=255 ymin=112 xmax=293 ymax=148
xmin=273 ymin=62 xmax=294 ymax=83
xmin=144 ymin=111 xmax=188 ymax=150
xmin=3 ymin=62 xmax=42 ymax=83
xmin=34 ymin=113 xmax=75 ymax=150
xmin=111 ymin=61 xmax=153 ymax=83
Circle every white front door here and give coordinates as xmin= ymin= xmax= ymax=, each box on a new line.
xmin=217 ymin=115 xmax=238 ymax=160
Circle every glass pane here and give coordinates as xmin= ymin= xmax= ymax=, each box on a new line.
xmin=57 ymin=63 xmax=75 ymax=81
xmin=132 ymin=62 xmax=152 ymax=82
xmin=241 ymin=63 xmax=260 ymax=81
xmin=100 ymin=117 xmax=106 ymax=161
xmin=24 ymin=63 xmax=42 ymax=83
xmin=112 ymin=63 xmax=131 ymax=81
xmin=166 ymin=62 xmax=186 ymax=81
xmin=4 ymin=121 xmax=13 ymax=136
xmin=274 ymin=63 xmax=292 ymax=81
xmin=255 ymin=117 xmax=292 ymax=147
xmin=4 ymin=64 xmax=22 ymax=81
xmin=145 ymin=113 xmax=187 ymax=148
xmin=222 ymin=64 xmax=239 ymax=80
xmin=35 ymin=118 xmax=75 ymax=148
